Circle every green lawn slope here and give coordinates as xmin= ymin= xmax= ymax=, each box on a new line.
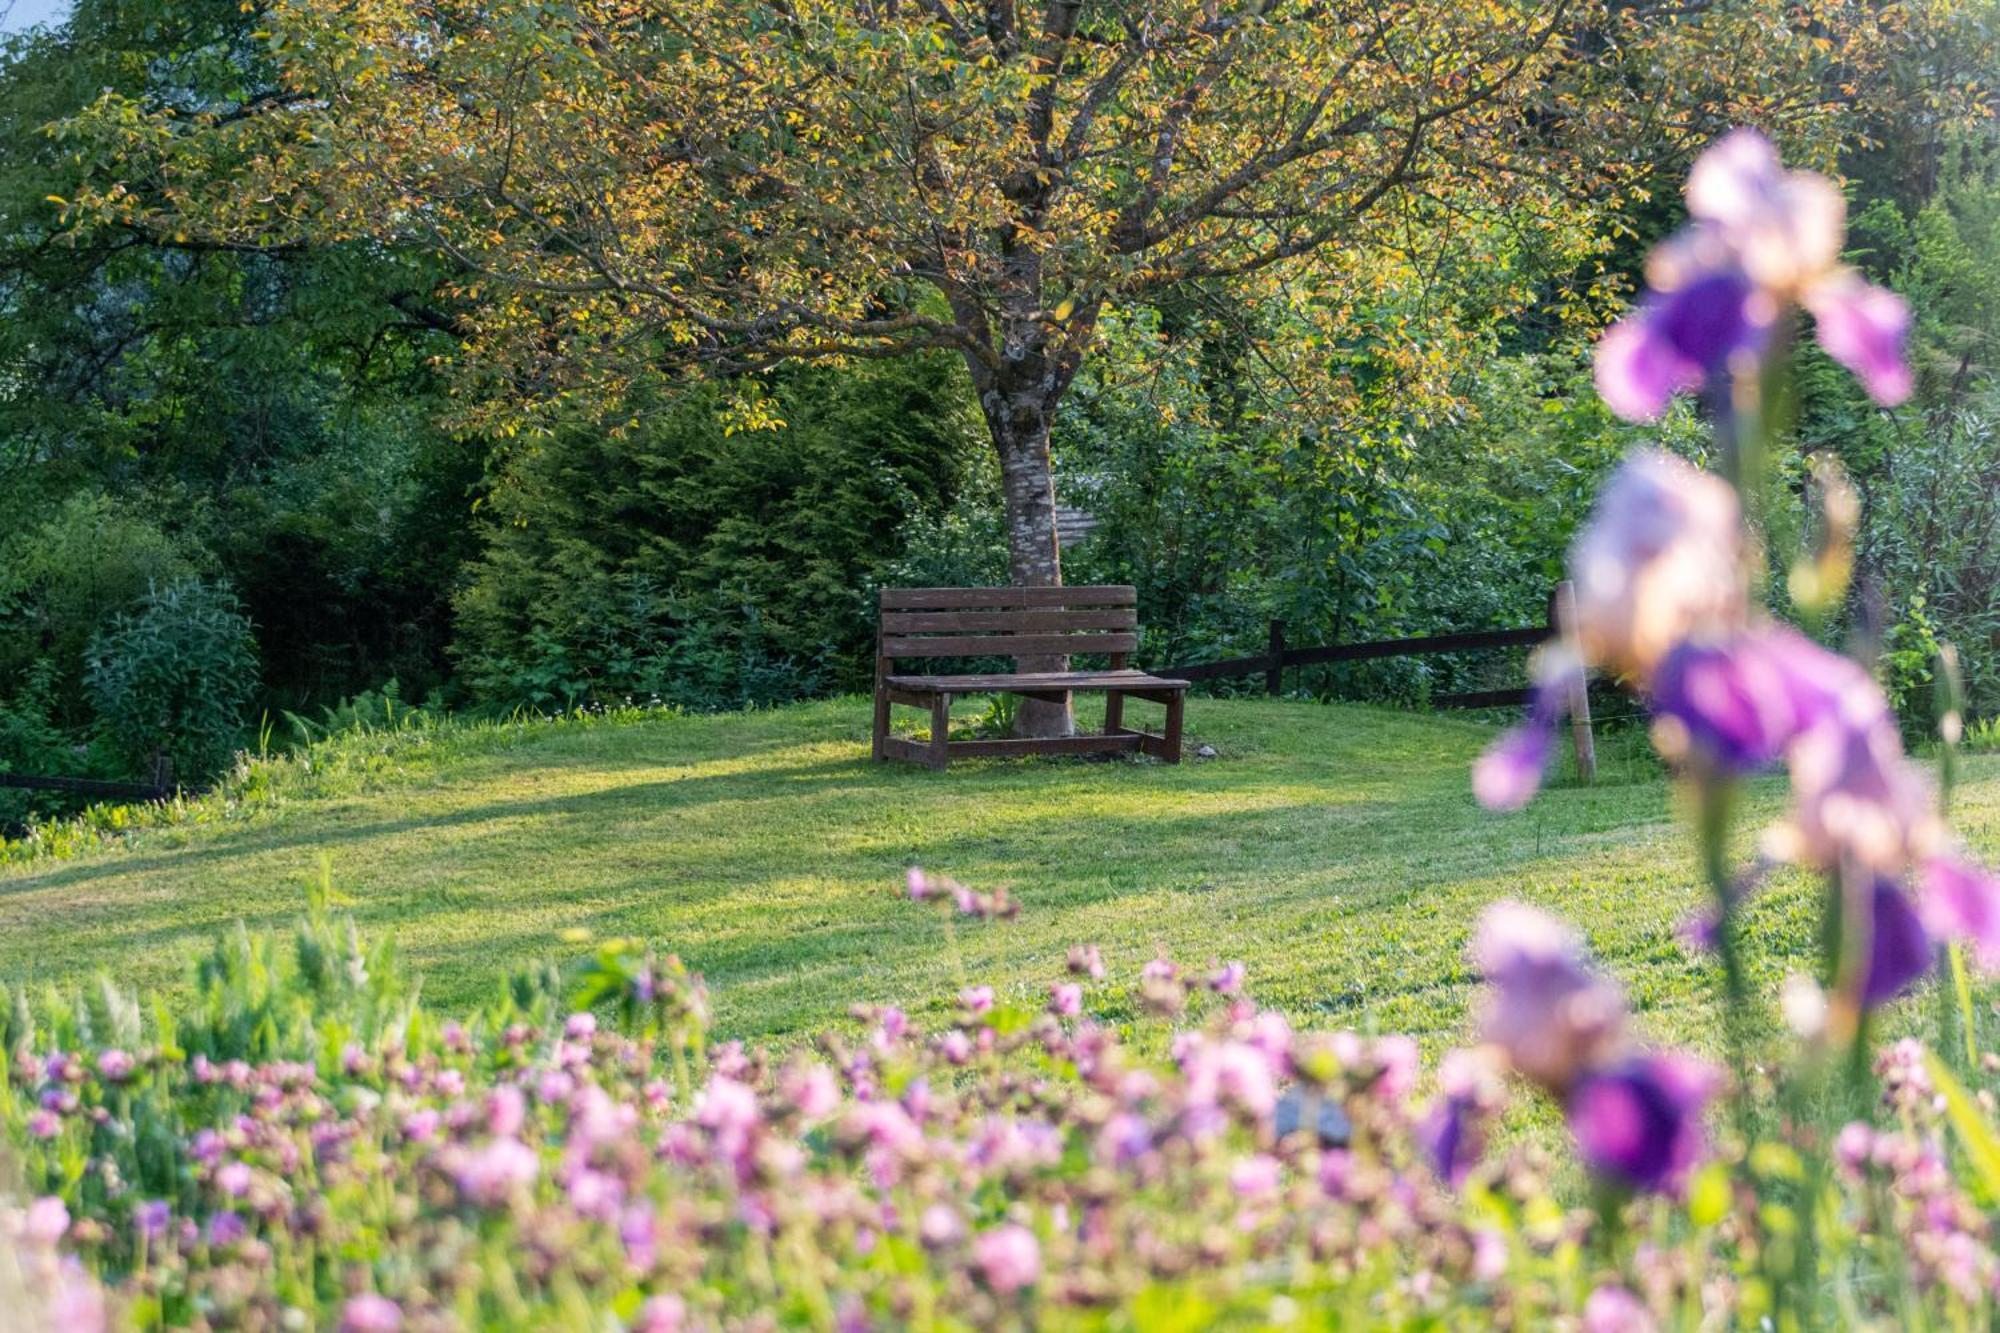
xmin=5 ymin=697 xmax=1998 ymax=1051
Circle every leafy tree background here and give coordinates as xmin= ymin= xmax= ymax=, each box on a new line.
xmin=0 ymin=0 xmax=1994 ymax=811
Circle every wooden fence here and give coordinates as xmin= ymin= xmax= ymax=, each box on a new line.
xmin=0 ymin=771 xmax=174 ymax=804
xmin=1155 ymin=580 xmax=1598 ymax=781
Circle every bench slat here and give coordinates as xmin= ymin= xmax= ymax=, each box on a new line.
xmin=885 ymin=670 xmax=1186 ymax=691
xmin=879 ymin=585 xmax=1136 ymax=610
xmin=881 ymin=608 xmax=1138 ymax=633
xmin=882 ymin=632 xmax=1139 ymax=658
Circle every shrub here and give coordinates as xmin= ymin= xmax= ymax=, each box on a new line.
xmin=0 ymin=493 xmax=204 ymax=725
xmin=84 ymin=579 xmax=260 ymax=787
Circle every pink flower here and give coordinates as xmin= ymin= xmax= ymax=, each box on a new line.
xmin=216 ymin=1161 xmax=253 ymax=1197
xmin=453 ymin=1137 xmax=539 ymax=1206
xmin=973 ymin=1223 xmax=1041 ymax=1293
xmin=1067 ymin=944 xmax=1106 ymax=979
xmin=487 ymin=1085 xmax=527 ymax=1138
xmin=1582 ymin=1284 xmax=1658 ymax=1333
xmin=1473 ymin=902 xmax=1626 ymax=1093
xmin=959 ymin=986 xmax=994 ymax=1015
xmin=1229 ymin=1154 xmax=1282 ymax=1201
xmin=1207 ymin=961 xmax=1247 ymax=995
xmin=1048 ymin=983 xmax=1082 ymax=1017
xmin=564 ymin=1012 xmax=598 ymax=1041
xmin=24 ymin=1196 xmax=69 ymax=1247
xmin=27 ymin=1109 xmax=60 ymax=1139
xmin=94 ymin=1050 xmax=134 ymax=1083
xmin=779 ymin=1061 xmax=840 ymax=1120
xmin=636 ymin=1294 xmax=686 ymax=1332
xmin=918 ymin=1203 xmax=964 ymax=1247
xmin=906 ymin=867 xmax=933 ymax=901
xmin=339 ymin=1293 xmax=403 ymax=1332
xmin=47 ymin=1257 xmax=107 ymax=1333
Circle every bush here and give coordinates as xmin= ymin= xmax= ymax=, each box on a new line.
xmin=84 ymin=580 xmax=261 ymax=786
xmin=452 ymin=357 xmax=980 ymax=713
xmin=0 ymin=493 xmax=205 ymax=725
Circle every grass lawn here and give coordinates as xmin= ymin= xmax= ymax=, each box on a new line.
xmin=4 ymin=696 xmax=1998 ymax=1053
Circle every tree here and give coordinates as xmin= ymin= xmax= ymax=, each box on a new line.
xmin=50 ymin=0 xmax=1942 ymax=730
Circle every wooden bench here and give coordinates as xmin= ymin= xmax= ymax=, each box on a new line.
xmin=872 ymin=585 xmax=1188 ymax=769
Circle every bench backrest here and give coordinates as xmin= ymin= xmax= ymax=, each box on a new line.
xmin=878 ymin=586 xmax=1138 ymax=664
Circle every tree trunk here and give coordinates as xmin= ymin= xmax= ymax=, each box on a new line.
xmin=987 ymin=385 xmax=1074 ymax=738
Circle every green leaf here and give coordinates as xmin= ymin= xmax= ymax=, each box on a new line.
xmin=1926 ymin=1050 xmax=2000 ymax=1204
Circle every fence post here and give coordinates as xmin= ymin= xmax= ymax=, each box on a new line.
xmin=1551 ymin=580 xmax=1597 ymax=785
xmin=1265 ymin=619 xmax=1286 ymax=698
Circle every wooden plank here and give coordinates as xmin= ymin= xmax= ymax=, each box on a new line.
xmin=879 ymin=585 xmax=1136 ymax=610
xmin=1159 ymin=654 xmax=1273 ymax=683
xmin=1433 ymin=687 xmax=1533 ymax=710
xmin=1282 ymin=626 xmax=1546 ymax=668
xmin=885 ymin=670 xmax=1184 ymax=691
xmin=881 ymin=609 xmax=1138 ymax=633
xmin=944 ymin=734 xmax=1142 ymax=758
xmin=882 ymin=632 xmax=1140 ymax=658
xmin=879 ymin=736 xmax=931 ymax=764
xmin=0 ymin=772 xmax=172 ymax=802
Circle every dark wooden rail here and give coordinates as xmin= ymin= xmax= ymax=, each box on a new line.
xmin=0 ymin=772 xmax=174 ymax=803
xmin=1160 ymin=623 xmax=1549 ymax=695
xmin=1153 ymin=579 xmax=1597 ymax=782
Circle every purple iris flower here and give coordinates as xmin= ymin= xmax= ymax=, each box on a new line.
xmin=1919 ymin=856 xmax=2000 ymax=967
xmin=1472 ymin=663 xmax=1579 ymax=812
xmin=1420 ymin=1093 xmax=1479 ymax=1187
xmin=1859 ymin=878 xmax=1932 ymax=1008
xmin=1566 ymin=1054 xmax=1716 ymax=1194
xmin=1595 ymin=128 xmax=1913 ymax=421
xmin=1594 ymin=267 xmax=1769 ymax=421
xmin=1648 ymin=626 xmax=1873 ymax=773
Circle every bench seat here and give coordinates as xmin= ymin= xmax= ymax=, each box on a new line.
xmin=885 ymin=669 xmax=1188 ymax=693
xmin=872 ymin=585 xmax=1187 ymax=768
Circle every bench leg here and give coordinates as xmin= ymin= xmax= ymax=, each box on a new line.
xmin=928 ymin=694 xmax=952 ymax=770
xmin=1161 ymin=690 xmax=1184 ymax=763
xmin=1103 ymin=689 xmax=1125 ymax=736
xmin=872 ymin=670 xmax=891 ymax=762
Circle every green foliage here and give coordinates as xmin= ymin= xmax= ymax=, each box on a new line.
xmin=453 ymin=357 xmax=980 ymax=712
xmin=84 ymin=579 xmax=261 ymax=785
xmin=0 ymin=493 xmax=204 ymax=721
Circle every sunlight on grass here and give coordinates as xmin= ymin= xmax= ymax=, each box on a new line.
xmin=4 ymin=697 xmax=1998 ymax=1058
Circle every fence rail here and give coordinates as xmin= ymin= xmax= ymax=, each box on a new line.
xmin=0 ymin=772 xmax=174 ymax=803
xmin=1154 ymin=579 xmax=1596 ymax=782
xmin=1157 ymin=622 xmax=1550 ymax=702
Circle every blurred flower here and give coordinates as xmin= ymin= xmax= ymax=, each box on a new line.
xmin=1582 ymin=1284 xmax=1658 ymax=1333
xmin=1067 ymin=944 xmax=1106 ymax=979
xmin=1648 ymin=625 xmax=1872 ymax=774
xmin=1779 ymin=706 xmax=1939 ymax=875
xmin=1568 ymin=451 xmax=1744 ymax=682
xmin=94 ymin=1050 xmax=134 ymax=1083
xmin=1472 ymin=903 xmax=1625 ymax=1092
xmin=340 ymin=1293 xmax=403 ymax=1332
xmin=25 ymin=1196 xmax=69 ymax=1246
xmin=1566 ymin=1055 xmax=1717 ymax=1194
xmin=452 ymin=1137 xmax=539 ymax=1206
xmin=973 ymin=1223 xmax=1041 ymax=1294
xmin=1207 ymin=961 xmax=1247 ymax=995
xmin=1048 ymin=983 xmax=1082 ymax=1017
xmin=1596 ymin=128 xmax=1911 ymax=420
xmin=1859 ymin=879 xmax=1932 ymax=1009
xmin=1919 ymin=856 xmax=2000 ymax=966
